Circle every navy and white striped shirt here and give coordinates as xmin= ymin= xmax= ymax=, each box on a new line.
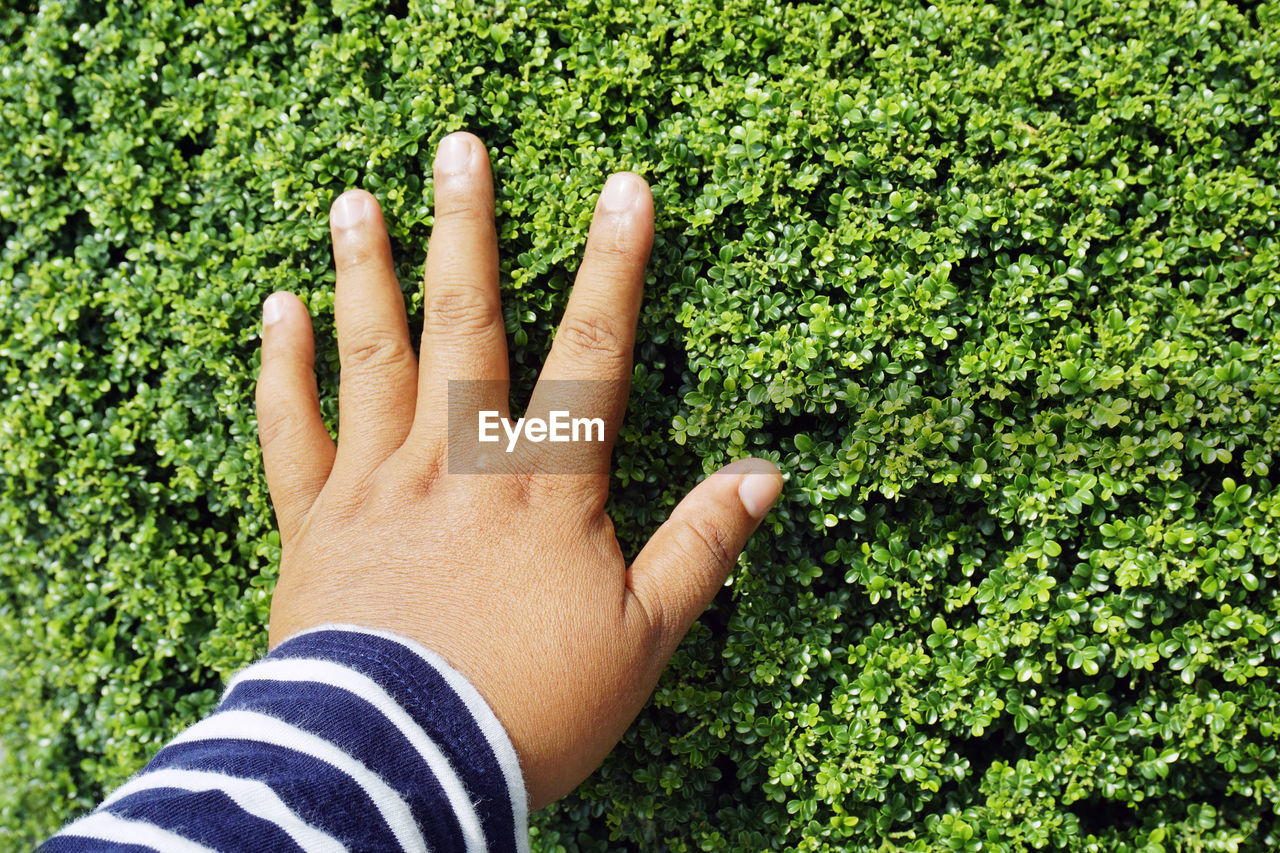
xmin=42 ymin=626 xmax=529 ymax=852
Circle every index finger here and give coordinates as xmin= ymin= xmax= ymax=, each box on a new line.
xmin=523 ymin=172 xmax=653 ymax=485
xmin=409 ymin=132 xmax=508 ymax=451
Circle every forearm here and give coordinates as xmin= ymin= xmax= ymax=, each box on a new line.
xmin=42 ymin=627 xmax=529 ymax=853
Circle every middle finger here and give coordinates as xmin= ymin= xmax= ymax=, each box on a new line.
xmin=411 ymin=131 xmax=510 ymax=452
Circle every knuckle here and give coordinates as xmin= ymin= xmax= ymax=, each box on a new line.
xmin=343 ymin=331 xmax=415 ymax=371
xmin=335 ymin=240 xmax=380 ymax=274
xmin=432 ymin=195 xmax=490 ymax=231
xmin=256 ymin=407 xmax=304 ymax=450
xmin=589 ymin=234 xmax=636 ymax=263
xmin=423 ymin=283 xmax=502 ymax=336
xmin=526 ymin=470 xmax=578 ymax=502
xmin=503 ymin=470 xmax=535 ymax=506
xmin=556 ymin=314 xmax=627 ymax=366
xmin=386 ymin=443 xmax=445 ymax=498
xmin=683 ymin=514 xmax=737 ymax=576
xmin=522 ymin=469 xmax=607 ymax=513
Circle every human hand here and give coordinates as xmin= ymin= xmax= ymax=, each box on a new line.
xmin=254 ymin=131 xmax=783 ymax=809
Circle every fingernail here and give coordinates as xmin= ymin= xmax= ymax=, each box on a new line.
xmin=600 ymin=172 xmax=641 ymax=213
xmin=738 ymin=470 xmax=782 ymax=520
xmin=331 ymin=192 xmax=369 ymax=229
xmin=263 ymin=293 xmax=286 ymax=327
xmin=436 ymin=133 xmax=473 ymax=175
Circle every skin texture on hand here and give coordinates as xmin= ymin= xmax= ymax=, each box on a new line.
xmin=254 ymin=131 xmax=783 ymax=810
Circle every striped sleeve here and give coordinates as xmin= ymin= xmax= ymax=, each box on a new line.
xmin=41 ymin=625 xmax=530 ymax=853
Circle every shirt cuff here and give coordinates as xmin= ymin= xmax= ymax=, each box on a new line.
xmin=45 ymin=624 xmax=530 ymax=853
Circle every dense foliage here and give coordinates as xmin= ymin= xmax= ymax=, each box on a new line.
xmin=3 ymin=0 xmax=1279 ymax=848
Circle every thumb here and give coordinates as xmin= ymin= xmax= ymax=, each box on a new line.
xmin=626 ymin=457 xmax=783 ymax=654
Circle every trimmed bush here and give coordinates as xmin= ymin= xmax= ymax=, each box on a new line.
xmin=2 ymin=0 xmax=1279 ymax=848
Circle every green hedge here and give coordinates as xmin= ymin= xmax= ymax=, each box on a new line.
xmin=3 ymin=0 xmax=1279 ymax=848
